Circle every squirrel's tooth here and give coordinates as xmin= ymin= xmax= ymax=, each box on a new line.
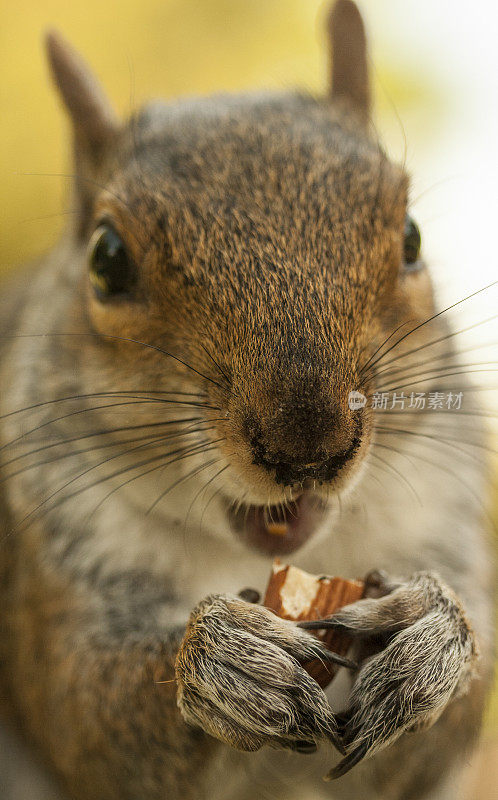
xmin=266 ymin=522 xmax=289 ymax=537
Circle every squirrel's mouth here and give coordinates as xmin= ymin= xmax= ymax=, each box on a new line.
xmin=226 ymin=493 xmax=326 ymax=556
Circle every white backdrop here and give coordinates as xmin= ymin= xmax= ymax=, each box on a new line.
xmin=364 ymin=0 xmax=498 ymax=407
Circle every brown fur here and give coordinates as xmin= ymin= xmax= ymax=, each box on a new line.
xmin=0 ymin=3 xmax=494 ymax=799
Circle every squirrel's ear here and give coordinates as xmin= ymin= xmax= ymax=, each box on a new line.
xmin=45 ymin=31 xmax=121 ymax=235
xmin=328 ymin=0 xmax=370 ymax=120
xmin=45 ymin=30 xmax=119 ymax=147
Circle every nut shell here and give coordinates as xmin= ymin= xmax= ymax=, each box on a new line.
xmin=263 ymin=560 xmax=364 ymax=687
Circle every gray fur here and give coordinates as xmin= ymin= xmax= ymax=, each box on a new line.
xmin=0 ymin=2 xmax=494 ymax=799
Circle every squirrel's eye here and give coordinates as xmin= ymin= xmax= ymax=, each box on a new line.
xmin=403 ymin=215 xmax=422 ymax=269
xmin=88 ymin=225 xmax=135 ymax=299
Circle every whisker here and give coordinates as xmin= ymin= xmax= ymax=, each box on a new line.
xmin=375 ymin=409 xmax=498 ymax=421
xmin=19 ymin=171 xmax=134 ymax=213
xmin=375 ymin=359 xmax=498 ymax=387
xmin=243 ymin=501 xmax=251 ymax=529
xmin=0 ymin=416 xmax=204 ymax=470
xmin=373 ymin=426 xmax=497 ymax=460
xmin=232 ymin=491 xmax=248 ymax=519
xmin=181 ymin=462 xmax=229 ymax=534
xmin=374 ymin=423 xmax=496 ymax=443
xmin=198 ymin=460 xmax=235 ymax=536
xmin=410 ymin=174 xmax=461 ymax=207
xmin=369 ymin=314 xmax=498 ymax=379
xmin=16 ymin=208 xmax=79 ymax=225
xmin=358 ymin=319 xmax=416 ymax=377
xmin=18 ymin=171 xmax=161 ymax=251
xmin=375 ymin=367 xmax=498 ymax=394
xmin=198 ymin=343 xmax=235 ymax=396
xmin=372 ymin=409 xmax=496 ymax=429
xmin=0 ymin=399 xmax=220 ymax=456
xmin=88 ymin=449 xmax=221 ymax=524
xmin=360 ymin=280 xmax=497 ymax=378
xmin=90 ymin=458 xmax=213 ymax=535
xmin=367 ymin=451 xmax=421 ymax=505
xmin=189 ymin=458 xmax=230 ymax=532
xmin=145 ymin=457 xmax=224 ymax=519
xmin=5 ymin=438 xmax=224 ymax=540
xmin=0 ymin=390 xmax=213 ymax=421
xmin=0 ymin=332 xmax=227 ymax=393
xmin=373 ymin=346 xmax=498 ymax=390
xmin=372 ymin=441 xmax=494 ymax=525
xmin=2 ymin=422 xmax=221 ymax=486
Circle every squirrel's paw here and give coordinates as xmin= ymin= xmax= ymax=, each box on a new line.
xmin=299 ymin=571 xmax=479 ymax=779
xmin=175 ymin=593 xmax=349 ymax=754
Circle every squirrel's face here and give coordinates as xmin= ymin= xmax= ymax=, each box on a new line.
xmin=47 ymin=7 xmax=435 ymax=555
xmin=80 ymin=95 xmax=434 ymax=554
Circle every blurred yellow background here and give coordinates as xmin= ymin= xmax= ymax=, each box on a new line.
xmin=0 ymin=0 xmax=441 ymax=274
xmin=0 ymin=0 xmax=496 ymax=736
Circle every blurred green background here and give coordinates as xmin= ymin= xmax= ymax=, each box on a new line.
xmin=0 ymin=0 xmax=496 ymax=734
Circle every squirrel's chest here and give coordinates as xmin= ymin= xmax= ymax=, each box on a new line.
xmin=164 ymin=497 xmax=398 ymax=614
xmin=88 ymin=475 xmax=432 ymax=605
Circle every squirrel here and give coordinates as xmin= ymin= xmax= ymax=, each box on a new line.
xmin=0 ymin=1 xmax=495 ymax=799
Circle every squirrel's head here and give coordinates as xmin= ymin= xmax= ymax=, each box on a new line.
xmin=46 ymin=1 xmax=434 ymax=555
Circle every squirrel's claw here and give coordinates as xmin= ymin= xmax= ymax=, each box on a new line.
xmin=297 ymin=617 xmax=343 ymax=631
xmin=314 ymin=647 xmax=358 ymax=671
xmin=283 ymin=739 xmax=318 ymax=754
xmin=324 ymin=740 xmax=369 ymax=780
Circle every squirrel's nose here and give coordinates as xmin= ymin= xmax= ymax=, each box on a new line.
xmin=245 ymin=396 xmax=363 ymax=487
xmin=253 ymin=441 xmax=360 ymax=486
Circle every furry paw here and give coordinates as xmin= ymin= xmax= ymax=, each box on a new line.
xmin=299 ymin=571 xmax=479 ymax=778
xmin=175 ymin=593 xmax=352 ymax=754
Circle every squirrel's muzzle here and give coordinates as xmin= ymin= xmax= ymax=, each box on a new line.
xmin=240 ymin=371 xmax=363 ymax=488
